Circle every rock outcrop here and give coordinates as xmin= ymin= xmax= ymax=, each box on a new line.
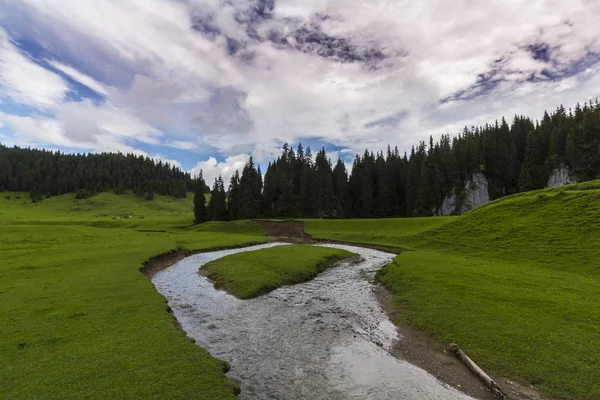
xmin=546 ymin=165 xmax=578 ymax=188
xmin=436 ymin=173 xmax=490 ymax=216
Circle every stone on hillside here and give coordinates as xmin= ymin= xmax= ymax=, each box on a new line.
xmin=436 ymin=172 xmax=490 ymax=216
xmin=546 ymin=165 xmax=578 ymax=188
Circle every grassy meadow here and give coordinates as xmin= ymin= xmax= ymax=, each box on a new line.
xmin=0 ymin=192 xmax=265 ymax=400
xmin=306 ymin=181 xmax=600 ymax=399
xmin=2 ymin=181 xmax=599 ymax=399
xmin=202 ymin=245 xmax=354 ymax=299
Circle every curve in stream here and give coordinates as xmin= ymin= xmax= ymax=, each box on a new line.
xmin=152 ymin=243 xmax=474 ymax=400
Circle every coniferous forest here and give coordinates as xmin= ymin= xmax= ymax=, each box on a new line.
xmin=200 ymin=100 xmax=600 ymax=221
xmin=0 ymin=147 xmax=205 ymax=202
xmin=1 ymin=100 xmax=599 ymax=219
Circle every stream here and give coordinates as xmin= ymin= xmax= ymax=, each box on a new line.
xmin=152 ymin=243 xmax=474 ymax=400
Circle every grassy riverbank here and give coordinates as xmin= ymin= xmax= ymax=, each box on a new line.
xmin=202 ymin=245 xmax=354 ymax=299
xmin=306 ymin=181 xmax=600 ymax=399
xmin=0 ymin=193 xmax=266 ymax=400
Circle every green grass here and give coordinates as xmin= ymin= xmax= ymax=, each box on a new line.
xmin=302 ymin=216 xmax=453 ymax=250
xmin=202 ymin=245 xmax=354 ymax=299
xmin=0 ymin=192 xmax=267 ymax=399
xmin=3 ymin=182 xmax=600 ymax=399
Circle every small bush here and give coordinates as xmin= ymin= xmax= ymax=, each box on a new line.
xmin=75 ymin=189 xmax=91 ymax=200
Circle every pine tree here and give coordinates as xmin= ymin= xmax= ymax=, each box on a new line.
xmin=228 ymin=170 xmax=241 ymax=221
xmin=193 ymin=172 xmax=207 ymax=224
xmin=312 ymin=148 xmax=336 ymax=218
xmin=238 ymin=157 xmax=262 ymax=219
xmin=332 ymin=158 xmax=350 ymax=218
xmin=373 ymin=152 xmax=390 ymax=217
xmin=207 ymin=176 xmax=228 ymax=221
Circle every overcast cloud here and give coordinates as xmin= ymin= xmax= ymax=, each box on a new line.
xmin=1 ymin=0 xmax=600 ymax=183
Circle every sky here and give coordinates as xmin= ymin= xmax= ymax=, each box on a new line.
xmin=1 ymin=0 xmax=600 ymax=184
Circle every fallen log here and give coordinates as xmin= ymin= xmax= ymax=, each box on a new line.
xmin=448 ymin=343 xmax=508 ymax=399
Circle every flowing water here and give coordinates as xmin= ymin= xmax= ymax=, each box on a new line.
xmin=152 ymin=243 xmax=474 ymax=400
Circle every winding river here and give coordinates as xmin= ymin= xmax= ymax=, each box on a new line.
xmin=152 ymin=243 xmax=474 ymax=400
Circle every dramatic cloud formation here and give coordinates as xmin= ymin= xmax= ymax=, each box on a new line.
xmin=1 ymin=0 xmax=600 ymax=178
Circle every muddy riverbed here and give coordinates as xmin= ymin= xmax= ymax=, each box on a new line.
xmin=152 ymin=243 xmax=475 ymax=400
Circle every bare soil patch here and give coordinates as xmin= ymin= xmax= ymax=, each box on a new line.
xmin=254 ymin=220 xmax=311 ymax=240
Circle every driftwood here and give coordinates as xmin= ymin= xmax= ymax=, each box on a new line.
xmin=448 ymin=343 xmax=508 ymax=399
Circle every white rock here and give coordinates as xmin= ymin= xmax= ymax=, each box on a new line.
xmin=546 ymin=165 xmax=578 ymax=188
xmin=436 ymin=172 xmax=490 ymax=216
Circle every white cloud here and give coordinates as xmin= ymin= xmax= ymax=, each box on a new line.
xmin=1 ymin=0 xmax=600 ymax=165
xmin=47 ymin=60 xmax=109 ymax=96
xmin=0 ymin=28 xmax=68 ymax=109
xmin=151 ymin=153 xmax=182 ymax=168
xmin=56 ymin=99 xmax=162 ymax=145
xmin=166 ymin=140 xmax=199 ymax=151
xmin=190 ymin=153 xmax=249 ymax=187
xmin=0 ymin=111 xmax=79 ymax=148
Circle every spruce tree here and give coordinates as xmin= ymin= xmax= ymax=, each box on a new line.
xmin=207 ymin=176 xmax=228 ymax=221
xmin=228 ymin=170 xmax=241 ymax=221
xmin=193 ymin=172 xmax=207 ymax=224
xmin=332 ymin=158 xmax=350 ymax=218
xmin=238 ymin=157 xmax=262 ymax=219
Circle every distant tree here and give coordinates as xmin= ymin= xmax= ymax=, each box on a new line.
xmin=238 ymin=157 xmax=262 ymax=219
xmin=312 ymin=148 xmax=336 ymax=218
xmin=373 ymin=151 xmax=390 ymax=217
xmin=193 ymin=172 xmax=207 ymax=224
xmin=332 ymin=158 xmax=350 ymax=218
xmin=207 ymin=176 xmax=228 ymax=221
xmin=30 ymin=186 xmax=42 ymax=203
xmin=146 ymin=188 xmax=154 ymax=201
xmin=227 ymin=170 xmax=241 ymax=221
xmin=77 ymin=189 xmax=93 ymax=200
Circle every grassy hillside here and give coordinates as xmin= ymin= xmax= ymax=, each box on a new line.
xmin=303 ymin=216 xmax=453 ymax=250
xmin=202 ymin=245 xmax=354 ymax=299
xmin=0 ymin=192 xmax=265 ymax=400
xmin=376 ymin=181 xmax=600 ymax=399
xmin=0 ymin=191 xmax=210 ymax=228
xmin=410 ymin=180 xmax=600 ymax=271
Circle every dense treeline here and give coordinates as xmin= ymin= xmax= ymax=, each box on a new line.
xmin=0 ymin=145 xmax=208 ymax=202
xmin=197 ymin=99 xmax=600 ymax=222
xmin=2 ymin=99 xmax=599 ymax=218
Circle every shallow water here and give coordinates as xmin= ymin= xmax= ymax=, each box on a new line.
xmin=152 ymin=243 xmax=474 ymax=400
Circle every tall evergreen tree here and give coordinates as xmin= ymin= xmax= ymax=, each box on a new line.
xmin=193 ymin=172 xmax=208 ymax=224
xmin=332 ymin=158 xmax=351 ymax=218
xmin=312 ymin=148 xmax=336 ymax=218
xmin=238 ymin=157 xmax=262 ymax=219
xmin=207 ymin=176 xmax=228 ymax=221
xmin=228 ymin=170 xmax=241 ymax=221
